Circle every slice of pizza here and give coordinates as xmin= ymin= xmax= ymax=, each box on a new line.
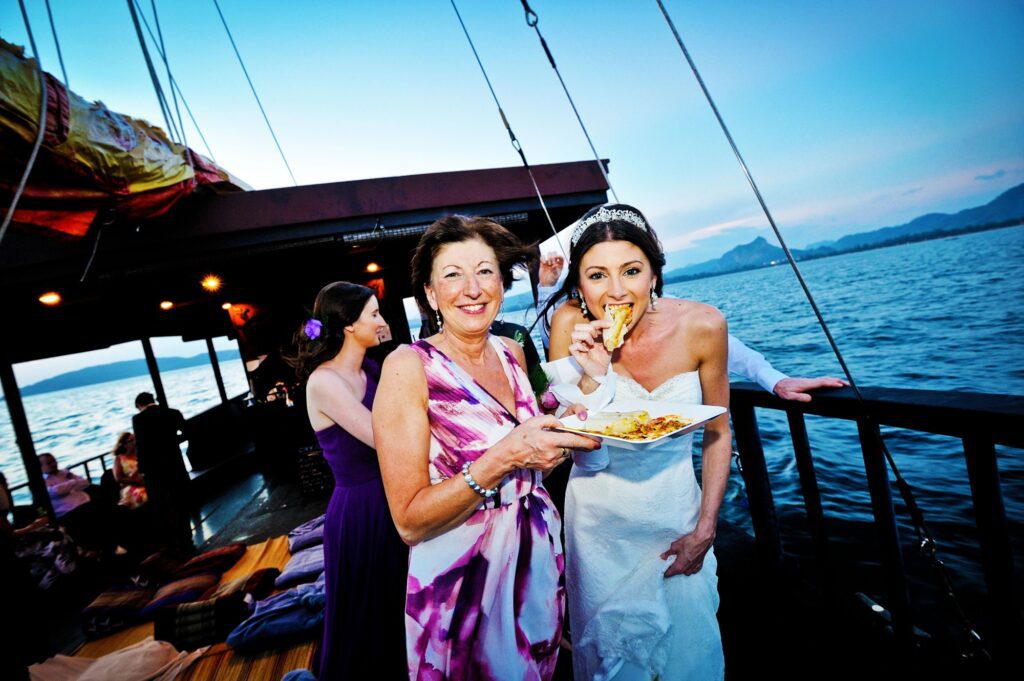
xmin=603 ymin=304 xmax=633 ymax=352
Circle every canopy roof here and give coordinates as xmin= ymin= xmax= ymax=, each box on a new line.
xmin=1 ymin=159 xmax=609 ymax=365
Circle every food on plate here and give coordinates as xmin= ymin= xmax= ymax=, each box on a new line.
xmin=581 ymin=410 xmax=650 ymax=437
xmin=603 ymin=304 xmax=632 ymax=351
xmin=572 ymin=410 xmax=695 ymax=441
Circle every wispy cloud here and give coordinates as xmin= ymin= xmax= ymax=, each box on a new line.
xmin=901 ymin=187 xmax=923 ymax=196
xmin=659 ymin=215 xmax=763 ymax=252
xmin=974 ymin=169 xmax=1007 ymax=181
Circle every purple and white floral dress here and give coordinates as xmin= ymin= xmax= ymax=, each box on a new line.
xmin=406 ymin=336 xmax=565 ymax=680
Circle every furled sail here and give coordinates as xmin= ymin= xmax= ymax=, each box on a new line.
xmin=0 ymin=38 xmax=247 ymax=238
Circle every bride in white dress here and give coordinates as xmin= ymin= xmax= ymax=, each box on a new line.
xmin=543 ymin=204 xmax=732 ymax=681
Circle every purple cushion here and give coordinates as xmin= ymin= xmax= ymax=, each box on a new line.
xmin=274 ymin=545 xmax=324 ymax=589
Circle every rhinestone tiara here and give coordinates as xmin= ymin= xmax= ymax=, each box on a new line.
xmin=569 ymin=207 xmax=648 ymax=248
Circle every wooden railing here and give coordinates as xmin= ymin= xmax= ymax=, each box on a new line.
xmin=730 ymin=382 xmax=1023 ymax=664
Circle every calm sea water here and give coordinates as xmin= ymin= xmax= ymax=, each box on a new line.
xmin=0 ymin=356 xmax=250 ymax=502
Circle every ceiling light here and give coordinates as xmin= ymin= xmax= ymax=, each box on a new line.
xmin=160 ymin=301 xmax=174 ymax=310
xmin=201 ymin=275 xmax=222 ymax=292
xmin=366 ymin=262 xmax=381 ymax=273
xmin=38 ymin=291 xmax=62 ymax=306
xmin=221 ymin=302 xmax=232 ymax=310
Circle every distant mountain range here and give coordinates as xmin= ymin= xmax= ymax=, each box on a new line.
xmin=16 ymin=351 xmax=242 ymax=398
xmin=663 ymin=183 xmax=1024 ymax=282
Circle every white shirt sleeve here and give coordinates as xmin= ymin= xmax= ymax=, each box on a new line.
xmin=728 ymin=334 xmax=788 ymax=393
xmin=536 ymin=283 xmax=562 ymax=351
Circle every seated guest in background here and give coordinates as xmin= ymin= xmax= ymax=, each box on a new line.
xmin=39 ymin=452 xmax=109 ymax=551
xmin=290 ymin=281 xmax=408 ymax=680
xmin=112 ymin=432 xmax=147 ymax=510
xmin=39 ymin=452 xmax=91 ymax=519
xmin=132 ymin=392 xmax=193 ymax=554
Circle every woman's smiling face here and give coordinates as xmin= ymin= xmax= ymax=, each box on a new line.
xmin=578 ymin=239 xmax=656 ymax=330
xmin=426 ymin=237 xmax=503 ymax=337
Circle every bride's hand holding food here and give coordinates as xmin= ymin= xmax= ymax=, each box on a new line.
xmin=568 ymin=319 xmax=613 ymax=379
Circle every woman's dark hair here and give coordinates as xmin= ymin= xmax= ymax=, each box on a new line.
xmin=537 ymin=203 xmax=666 ymax=334
xmin=410 ymin=215 xmax=539 ymax=325
xmin=288 ymin=281 xmax=374 ymax=382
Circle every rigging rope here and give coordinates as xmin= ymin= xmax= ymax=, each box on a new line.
xmin=654 ymin=0 xmax=988 ymax=659
xmin=449 ymin=0 xmax=563 ymax=257
xmin=518 ymin=0 xmax=618 ymax=203
xmin=211 ymin=0 xmax=297 ymax=186
xmin=126 ymin=0 xmax=182 ymax=143
xmin=148 ymin=0 xmax=193 ymax=172
xmin=130 ymin=2 xmax=217 ymax=162
xmin=43 ymin=0 xmax=69 ymax=90
xmin=0 ymin=0 xmax=49 ymax=250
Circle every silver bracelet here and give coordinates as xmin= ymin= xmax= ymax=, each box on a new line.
xmin=462 ymin=460 xmax=499 ymax=498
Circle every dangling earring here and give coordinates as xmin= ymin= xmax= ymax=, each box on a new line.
xmin=576 ymin=289 xmax=589 ymax=317
xmin=435 ymin=309 xmax=443 ymax=331
xmin=650 ymin=288 xmax=658 ymax=310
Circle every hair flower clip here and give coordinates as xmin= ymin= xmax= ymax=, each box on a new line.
xmin=304 ymin=319 xmax=323 ymax=340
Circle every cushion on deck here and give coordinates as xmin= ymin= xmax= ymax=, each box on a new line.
xmin=136 ymin=549 xmax=185 ymax=587
xmin=202 ymin=567 xmax=281 ymax=602
xmin=174 ymin=543 xmax=246 ymax=579
xmin=274 ymin=545 xmax=324 ymax=589
xmin=226 ymin=577 xmax=327 ymax=651
xmin=153 ymin=593 xmax=250 ymax=651
xmin=142 ymin=573 xmax=221 ymax=616
xmin=81 ymin=586 xmax=156 ymax=638
xmin=287 ymin=514 xmax=325 ymax=552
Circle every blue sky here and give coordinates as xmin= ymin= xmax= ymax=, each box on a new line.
xmin=2 ymin=0 xmax=1023 ymax=381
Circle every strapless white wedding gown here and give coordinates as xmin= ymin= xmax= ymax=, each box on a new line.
xmin=565 ymin=370 xmax=724 ymax=681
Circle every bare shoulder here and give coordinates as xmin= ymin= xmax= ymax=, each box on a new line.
xmin=307 ymin=365 xmax=350 ymax=397
xmin=380 ymin=344 xmax=427 ymax=381
xmin=664 ymin=298 xmax=726 ymax=338
xmin=496 ymin=335 xmax=527 ymax=368
xmin=551 ymin=299 xmax=584 ymax=330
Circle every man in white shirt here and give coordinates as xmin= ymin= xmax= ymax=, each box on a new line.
xmin=536 ymin=251 xmax=845 ymax=401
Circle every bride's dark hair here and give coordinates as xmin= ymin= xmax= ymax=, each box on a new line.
xmin=288 ymin=281 xmax=373 ymax=383
xmin=536 ymin=203 xmax=666 ymax=334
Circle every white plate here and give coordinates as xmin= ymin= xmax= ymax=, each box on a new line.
xmin=558 ymin=399 xmax=727 ymax=451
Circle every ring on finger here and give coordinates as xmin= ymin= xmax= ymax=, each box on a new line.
xmin=560 ymin=447 xmax=570 ymax=459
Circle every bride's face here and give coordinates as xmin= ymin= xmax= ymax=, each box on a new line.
xmin=577 ymin=240 xmax=656 ymax=331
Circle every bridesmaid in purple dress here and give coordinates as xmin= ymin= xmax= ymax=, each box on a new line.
xmin=373 ymin=216 xmax=599 ymax=680
xmin=293 ymin=282 xmax=408 ymax=680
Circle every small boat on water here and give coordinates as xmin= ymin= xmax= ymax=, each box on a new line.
xmin=1 ymin=8 xmax=1020 ymax=680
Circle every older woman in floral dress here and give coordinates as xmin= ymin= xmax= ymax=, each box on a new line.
xmin=373 ymin=215 xmax=598 ymax=679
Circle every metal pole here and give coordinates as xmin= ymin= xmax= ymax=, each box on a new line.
xmin=206 ymin=337 xmax=228 ymax=403
xmin=0 ymin=360 xmax=56 ymax=524
xmin=140 ymin=337 xmax=168 ymax=406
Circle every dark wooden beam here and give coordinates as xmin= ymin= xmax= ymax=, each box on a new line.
xmin=0 ymin=361 xmax=56 ymax=524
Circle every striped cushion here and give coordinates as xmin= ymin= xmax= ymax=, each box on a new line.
xmin=142 ymin=572 xmax=220 ymax=615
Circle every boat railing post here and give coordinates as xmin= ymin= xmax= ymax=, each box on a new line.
xmin=730 ymin=397 xmax=783 ymax=570
xmin=856 ymin=417 xmax=913 ymax=651
xmin=962 ymin=433 xmax=1021 ymax=664
xmin=141 ymin=337 xmax=168 ymax=406
xmin=786 ymin=409 xmax=833 ymax=589
xmin=82 ymin=459 xmax=92 ymax=483
xmin=0 ymin=360 xmax=57 ymax=525
xmin=206 ymin=337 xmax=229 ymax=404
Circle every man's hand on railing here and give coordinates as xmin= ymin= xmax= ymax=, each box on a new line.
xmin=773 ymin=376 xmax=848 ymax=402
